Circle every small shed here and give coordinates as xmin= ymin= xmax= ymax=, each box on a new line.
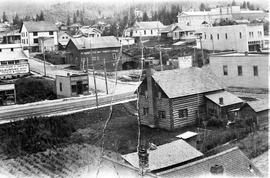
xmin=0 ymin=82 xmax=16 ymax=106
xmin=176 ymin=131 xmax=198 ymax=149
xmin=205 ymin=91 xmax=243 ymax=120
xmin=56 ymin=73 xmax=89 ymax=98
xmin=240 ymin=99 xmax=269 ymax=129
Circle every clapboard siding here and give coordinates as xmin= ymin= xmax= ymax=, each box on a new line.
xmin=172 ymin=94 xmax=205 ymax=129
xmin=139 ymin=95 xmax=155 ymax=126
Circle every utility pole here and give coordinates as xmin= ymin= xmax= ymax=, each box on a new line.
xmin=159 ymin=44 xmax=163 ymax=71
xmin=90 ymin=39 xmax=98 ymax=107
xmin=103 ymin=58 xmax=109 ymax=94
xmin=199 ymin=35 xmax=205 ymax=66
xmin=42 ymin=38 xmax=46 ymax=77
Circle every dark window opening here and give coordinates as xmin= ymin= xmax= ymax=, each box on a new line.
xmin=238 ymin=65 xmax=242 ymax=76
xmin=33 ymin=32 xmax=38 ymax=36
xmin=143 ymin=108 xmax=149 ymax=115
xmin=178 ymin=109 xmax=188 ymax=118
xmin=253 ymin=66 xmax=258 ymax=76
xmin=223 ymin=65 xmax=228 ymax=75
xmin=60 ymin=82 xmax=62 ymax=91
xmin=34 ymin=39 xmax=38 ymax=43
xmin=49 ymin=31 xmax=53 ymax=35
xmin=158 ymin=110 xmax=165 ymax=119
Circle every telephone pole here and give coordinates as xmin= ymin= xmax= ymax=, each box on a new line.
xmin=103 ymin=58 xmax=108 ymax=94
xmin=90 ymin=39 xmax=98 ymax=107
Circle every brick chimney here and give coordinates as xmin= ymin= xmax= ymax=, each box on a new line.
xmin=210 ymin=164 xmax=224 ymax=175
xmin=219 ymin=97 xmax=224 ymax=105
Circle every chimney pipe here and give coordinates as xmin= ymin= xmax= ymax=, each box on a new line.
xmin=138 ymin=144 xmax=149 ymax=176
xmin=219 ymin=97 xmax=224 ymax=105
xmin=210 ymin=164 xmax=224 ymax=175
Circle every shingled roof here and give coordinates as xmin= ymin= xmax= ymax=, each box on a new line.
xmin=246 ymin=99 xmax=269 ymax=113
xmin=134 ymin=21 xmax=165 ymax=30
xmin=157 ymin=147 xmax=263 ymax=178
xmin=21 ymin=21 xmax=58 ymax=32
xmin=205 ymin=91 xmax=243 ymax=107
xmin=150 ymin=67 xmax=223 ymax=98
xmin=70 ymin=36 xmax=121 ymax=50
xmin=122 ymin=139 xmax=203 ymax=172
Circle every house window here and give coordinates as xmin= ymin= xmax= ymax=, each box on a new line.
xmin=60 ymin=82 xmax=63 ymax=91
xmin=11 ymin=48 xmax=14 ymax=52
xmin=238 ymin=65 xmax=242 ymax=76
xmin=210 ymin=34 xmax=213 ymax=40
xmin=204 ymin=33 xmax=206 ymax=39
xmin=158 ymin=110 xmax=166 ymax=119
xmin=33 ymin=32 xmax=38 ymax=36
xmin=223 ymin=65 xmax=228 ymax=75
xmin=239 ymin=32 xmax=242 ymax=39
xmin=26 ymin=32 xmax=28 ymax=36
xmin=143 ymin=107 xmax=149 ymax=115
xmin=158 ymin=92 xmax=161 ymax=99
xmin=26 ymin=39 xmax=28 ymax=44
xmin=22 ymin=39 xmax=25 ymax=44
xmin=34 ymin=39 xmax=38 ymax=43
xmin=144 ymin=30 xmax=146 ymax=35
xmin=178 ymin=109 xmax=188 ymax=118
xmin=0 ymin=49 xmax=1 ymax=52
xmin=151 ymin=30 xmax=153 ymax=34
xmin=112 ymin=53 xmax=117 ymax=60
xmin=225 ymin=33 xmax=228 ymax=39
xmin=253 ymin=66 xmax=258 ymax=76
xmin=71 ymin=85 xmax=77 ymax=93
xmin=49 ymin=31 xmax=53 ymax=35
xmin=217 ymin=33 xmax=219 ymax=40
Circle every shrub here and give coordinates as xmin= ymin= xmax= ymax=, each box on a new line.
xmin=207 ymin=117 xmax=224 ymax=128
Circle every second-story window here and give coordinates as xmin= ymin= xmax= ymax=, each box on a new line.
xmin=143 ymin=107 xmax=149 ymax=115
xmin=225 ymin=33 xmax=228 ymax=39
xmin=238 ymin=65 xmax=242 ymax=76
xmin=34 ymin=39 xmax=38 ymax=44
xmin=217 ymin=33 xmax=219 ymax=40
xmin=112 ymin=53 xmax=117 ymax=60
xmin=223 ymin=65 xmax=228 ymax=75
xmin=49 ymin=31 xmax=53 ymax=35
xmin=33 ymin=32 xmax=38 ymax=36
xmin=11 ymin=48 xmax=14 ymax=52
xmin=158 ymin=110 xmax=166 ymax=119
xmin=253 ymin=66 xmax=258 ymax=76
xmin=239 ymin=32 xmax=242 ymax=39
xmin=210 ymin=34 xmax=213 ymax=40
xmin=144 ymin=30 xmax=146 ymax=35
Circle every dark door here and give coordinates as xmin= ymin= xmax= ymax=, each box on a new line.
xmin=77 ymin=81 xmax=83 ymax=94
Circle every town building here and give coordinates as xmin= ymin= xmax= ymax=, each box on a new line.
xmin=157 ymin=147 xmax=262 ymax=177
xmin=1 ymin=30 xmax=21 ymax=44
xmin=177 ymin=6 xmax=267 ymax=28
xmin=137 ymin=66 xmax=242 ymax=130
xmin=20 ymin=21 xmax=58 ymax=52
xmin=172 ymin=26 xmax=196 ymax=41
xmin=117 ymin=37 xmax=135 ymax=47
xmin=122 ymin=139 xmax=203 ymax=173
xmin=65 ymin=36 xmax=121 ymax=71
xmin=76 ymin=26 xmax=102 ymax=38
xmin=58 ymin=31 xmax=71 ymax=50
xmin=0 ymin=82 xmax=16 ymax=106
xmin=56 ymin=73 xmax=89 ymax=98
xmin=209 ymin=52 xmax=269 ymax=89
xmin=240 ymin=99 xmax=269 ymax=130
xmin=196 ymin=24 xmax=264 ymax=52
xmin=125 ymin=21 xmax=165 ymax=39
xmin=0 ymin=44 xmax=30 ymax=79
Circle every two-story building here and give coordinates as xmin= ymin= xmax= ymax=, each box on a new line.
xmin=196 ymin=24 xmax=264 ymax=52
xmin=20 ymin=21 xmax=58 ymax=52
xmin=0 ymin=44 xmax=30 ymax=79
xmin=209 ymin=52 xmax=269 ymax=89
xmin=65 ymin=36 xmax=121 ymax=71
xmin=137 ymin=66 xmax=243 ymax=130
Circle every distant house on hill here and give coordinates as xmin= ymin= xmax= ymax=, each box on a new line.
xmin=76 ymin=26 xmax=102 ymax=38
xmin=20 ymin=21 xmax=58 ymax=52
xmin=125 ymin=21 xmax=165 ymax=40
xmin=137 ymin=66 xmax=243 ymax=130
xmin=65 ymin=36 xmax=121 ymax=71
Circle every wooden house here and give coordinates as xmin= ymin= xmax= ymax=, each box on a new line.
xmin=205 ymin=91 xmax=243 ymax=120
xmin=65 ymin=36 xmax=121 ymax=72
xmin=240 ymin=99 xmax=269 ymax=129
xmin=137 ymin=67 xmax=225 ymax=130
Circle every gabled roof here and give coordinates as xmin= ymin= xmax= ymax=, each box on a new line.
xmin=149 ymin=67 xmax=223 ymax=98
xmin=70 ymin=36 xmax=121 ymax=50
xmin=157 ymin=147 xmax=263 ymax=178
xmin=122 ymin=139 xmax=203 ymax=172
xmin=205 ymin=91 xmax=243 ymax=107
xmin=77 ymin=27 xmax=102 ymax=35
xmin=21 ymin=21 xmax=58 ymax=32
xmin=134 ymin=21 xmax=165 ymax=30
xmin=246 ymin=99 xmax=269 ymax=113
xmin=0 ymin=51 xmax=28 ymax=61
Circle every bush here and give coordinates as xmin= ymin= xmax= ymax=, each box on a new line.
xmin=207 ymin=117 xmax=224 ymax=128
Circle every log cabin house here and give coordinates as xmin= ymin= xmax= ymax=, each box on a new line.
xmin=137 ymin=67 xmax=243 ymax=130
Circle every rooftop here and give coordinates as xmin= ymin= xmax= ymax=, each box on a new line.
xmin=122 ymin=139 xmax=203 ymax=172
xmin=205 ymin=91 xmax=243 ymax=107
xmin=150 ymin=67 xmax=223 ymax=98
xmin=210 ymin=52 xmax=267 ymax=57
xmin=246 ymin=99 xmax=269 ymax=112
xmin=0 ymin=50 xmax=28 ymax=61
xmin=70 ymin=36 xmax=121 ymax=50
xmin=157 ymin=147 xmax=263 ymax=178
xmin=0 ymin=84 xmax=15 ymax=91
xmin=134 ymin=21 xmax=165 ymax=30
xmin=0 ymin=43 xmax=22 ymax=49
xmin=176 ymin=131 xmax=198 ymax=139
xmin=21 ymin=21 xmax=58 ymax=32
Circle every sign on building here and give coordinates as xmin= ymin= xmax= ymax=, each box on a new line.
xmin=0 ymin=64 xmax=30 ymax=76
xmin=178 ymin=56 xmax=192 ymax=69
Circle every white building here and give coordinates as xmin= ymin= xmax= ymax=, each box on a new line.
xmin=117 ymin=37 xmax=135 ymax=46
xmin=196 ymin=24 xmax=264 ymax=52
xmin=20 ymin=21 xmax=58 ymax=52
xmin=209 ymin=52 xmax=269 ymax=89
xmin=76 ymin=26 xmax=102 ymax=38
xmin=0 ymin=44 xmax=30 ymax=79
xmin=125 ymin=21 xmax=165 ymax=38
